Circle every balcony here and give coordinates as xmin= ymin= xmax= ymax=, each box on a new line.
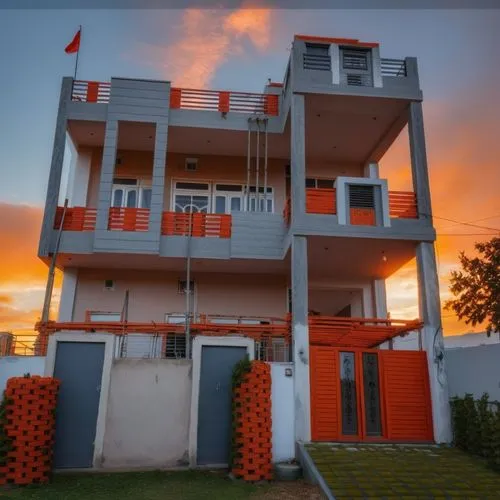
xmin=161 ymin=212 xmax=231 ymax=238
xmin=30 ymin=314 xmax=422 ymax=358
xmin=108 ymin=207 xmax=150 ymax=231
xmin=169 ymin=88 xmax=279 ymax=116
xmin=70 ymin=80 xmax=279 ymax=116
xmin=283 ymin=187 xmax=418 ymax=225
xmin=54 ymin=206 xmax=97 ymax=231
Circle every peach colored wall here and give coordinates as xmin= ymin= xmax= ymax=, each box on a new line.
xmin=306 ymin=161 xmax=363 ymax=180
xmin=83 ymin=148 xmax=287 ymax=212
xmin=164 ymin=153 xmax=287 ymax=212
xmin=82 ymin=148 xmax=362 ymax=212
xmin=73 ymin=269 xmax=288 ymax=322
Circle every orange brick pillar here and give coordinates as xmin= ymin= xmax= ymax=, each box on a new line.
xmin=0 ymin=376 xmax=60 ymax=486
xmin=232 ymin=361 xmax=272 ymax=481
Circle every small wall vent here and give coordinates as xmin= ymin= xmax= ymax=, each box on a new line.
xmin=185 ymin=158 xmax=198 ymax=172
xmin=104 ymin=279 xmax=114 ymax=291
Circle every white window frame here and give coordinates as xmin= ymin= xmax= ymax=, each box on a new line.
xmin=247 ymin=186 xmax=274 ymax=213
xmin=112 ymin=178 xmax=152 ymax=209
xmin=212 ymin=183 xmax=244 ymax=214
xmin=89 ymin=312 xmax=121 ymax=322
xmin=171 ymin=180 xmax=211 ymax=213
xmin=171 ymin=179 xmax=275 ymax=214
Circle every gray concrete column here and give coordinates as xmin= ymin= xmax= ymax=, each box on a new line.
xmin=291 ymin=94 xmax=306 ymax=220
xmin=416 ymin=241 xmax=452 ymax=443
xmin=408 ymin=101 xmax=432 ymax=223
xmin=38 ymin=77 xmax=73 ymax=256
xmin=149 ymin=122 xmax=168 ymax=235
xmin=291 ymin=235 xmax=311 ymax=442
xmin=95 ymin=120 xmax=118 ymax=231
xmin=372 ymin=279 xmax=388 ymax=319
xmin=57 ymin=268 xmax=78 ymax=322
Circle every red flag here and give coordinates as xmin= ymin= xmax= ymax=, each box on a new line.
xmin=65 ymin=29 xmax=81 ymax=54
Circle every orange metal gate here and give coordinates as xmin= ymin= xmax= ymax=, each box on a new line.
xmin=310 ymin=346 xmax=433 ymax=442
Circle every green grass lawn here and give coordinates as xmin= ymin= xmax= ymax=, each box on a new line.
xmin=1 ymin=470 xmax=321 ymax=500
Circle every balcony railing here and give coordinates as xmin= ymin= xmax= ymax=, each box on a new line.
xmin=54 ymin=207 xmax=97 ymax=231
xmin=284 ymin=188 xmax=418 ymax=223
xmin=71 ymin=80 xmax=111 ymax=103
xmin=306 ymin=188 xmax=337 ymax=215
xmin=161 ymin=212 xmax=231 ymax=238
xmin=388 ymin=191 xmax=418 ymax=219
xmin=34 ymin=315 xmax=290 ymax=361
xmin=380 ymin=58 xmax=407 ymax=77
xmin=108 ymin=207 xmax=150 ymax=231
xmin=169 ymin=88 xmax=279 ymax=116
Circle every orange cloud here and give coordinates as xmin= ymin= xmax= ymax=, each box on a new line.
xmin=134 ymin=8 xmax=272 ymax=88
xmin=382 ymin=89 xmax=499 ymax=335
xmin=0 ymin=203 xmax=60 ymax=337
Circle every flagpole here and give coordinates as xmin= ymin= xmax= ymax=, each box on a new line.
xmin=73 ymin=25 xmax=81 ymax=81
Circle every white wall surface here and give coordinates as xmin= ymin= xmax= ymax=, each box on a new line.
xmin=270 ymin=363 xmax=295 ymax=462
xmin=0 ymin=357 xmax=46 ymax=393
xmin=102 ymin=358 xmax=192 ymax=468
xmin=446 ymin=343 xmax=500 ymax=401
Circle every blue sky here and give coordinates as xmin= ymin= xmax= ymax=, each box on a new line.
xmin=0 ymin=8 xmax=498 ymax=336
xmin=0 ymin=9 xmax=499 ymax=206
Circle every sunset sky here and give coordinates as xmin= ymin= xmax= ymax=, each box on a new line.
xmin=0 ymin=8 xmax=499 ymax=338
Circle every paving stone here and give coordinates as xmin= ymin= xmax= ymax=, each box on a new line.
xmin=306 ymin=444 xmax=500 ymax=499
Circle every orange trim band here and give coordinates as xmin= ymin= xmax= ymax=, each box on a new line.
xmin=295 ymin=34 xmax=379 ymax=48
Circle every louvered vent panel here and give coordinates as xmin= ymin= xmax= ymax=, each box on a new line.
xmin=349 ymin=185 xmax=375 ymax=208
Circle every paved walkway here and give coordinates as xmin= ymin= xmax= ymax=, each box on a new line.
xmin=306 ymin=443 xmax=500 ymax=499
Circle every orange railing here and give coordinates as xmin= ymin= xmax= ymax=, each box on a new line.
xmin=71 ymin=80 xmax=111 ymax=103
xmin=306 ymin=188 xmax=337 ymax=214
xmin=108 ymin=207 xmax=150 ymax=231
xmin=162 ymin=212 xmax=231 ymax=238
xmin=54 ymin=207 xmax=97 ymax=231
xmin=169 ymin=88 xmax=279 ymax=116
xmin=389 ymin=191 xmax=418 ymax=219
xmin=308 ymin=316 xmax=423 ymax=349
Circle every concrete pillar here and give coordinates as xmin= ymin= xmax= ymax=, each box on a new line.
xmin=290 ymin=94 xmax=306 ymax=219
xmin=291 ymin=235 xmax=311 ymax=442
xmin=57 ymin=268 xmax=78 ymax=322
xmin=408 ymin=101 xmax=432 ymax=223
xmin=68 ymin=148 xmax=92 ymax=207
xmin=95 ymin=119 xmax=118 ymax=231
xmin=364 ymin=162 xmax=380 ymax=179
xmin=416 ymin=241 xmax=452 ymax=443
xmin=38 ymin=77 xmax=73 ymax=256
xmin=372 ymin=279 xmax=387 ymax=319
xmin=329 ymin=44 xmax=340 ymax=85
xmin=149 ymin=121 xmax=168 ymax=235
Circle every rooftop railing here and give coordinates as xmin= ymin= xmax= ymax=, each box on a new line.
xmin=380 ymin=58 xmax=407 ymax=77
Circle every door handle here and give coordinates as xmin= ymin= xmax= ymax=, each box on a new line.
xmin=96 ymin=384 xmax=101 ymax=392
xmin=215 ymin=382 xmax=221 ymax=392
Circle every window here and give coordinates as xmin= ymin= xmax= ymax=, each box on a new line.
xmin=89 ymin=312 xmax=121 ymax=322
xmin=172 ymin=180 xmax=275 ymax=214
xmin=306 ymin=43 xmax=329 ymax=57
xmin=248 ymin=186 xmax=274 ymax=213
xmin=112 ymin=178 xmax=152 ymax=209
xmin=213 ymin=184 xmax=244 ymax=214
xmin=340 ymin=47 xmax=373 ymax=87
xmin=342 ymin=49 xmax=369 ymax=70
xmin=173 ymin=182 xmax=210 ymax=213
xmin=306 ymin=178 xmax=335 ymax=189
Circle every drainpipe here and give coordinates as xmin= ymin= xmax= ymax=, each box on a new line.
xmin=185 ymin=210 xmax=193 ymax=359
xmin=263 ymin=118 xmax=268 ymax=211
xmin=41 ymin=199 xmax=68 ymax=324
xmin=246 ymin=118 xmax=252 ymax=211
xmin=255 ymin=118 xmax=260 ymax=212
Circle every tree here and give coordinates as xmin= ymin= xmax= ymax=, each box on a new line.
xmin=445 ymin=237 xmax=500 ymax=336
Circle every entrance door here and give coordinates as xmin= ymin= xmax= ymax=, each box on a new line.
xmin=310 ymin=346 xmax=433 ymax=442
xmin=338 ymin=350 xmax=383 ymax=440
xmin=53 ymin=342 xmax=105 ymax=468
xmin=197 ymin=346 xmax=247 ymax=465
